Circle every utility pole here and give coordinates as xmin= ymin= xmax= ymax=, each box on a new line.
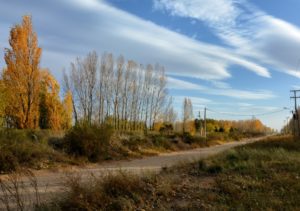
xmin=286 ymin=117 xmax=290 ymax=134
xmin=292 ymin=111 xmax=296 ymax=136
xmin=204 ymin=107 xmax=207 ymax=140
xmin=290 ymin=90 xmax=300 ymax=137
xmin=198 ymin=111 xmax=202 ymax=136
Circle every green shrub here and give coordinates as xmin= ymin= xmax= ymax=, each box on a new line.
xmin=159 ymin=123 xmax=174 ymax=135
xmin=151 ymin=134 xmax=172 ymax=149
xmin=0 ymin=149 xmax=18 ymax=172
xmin=190 ymin=135 xmax=206 ymax=146
xmin=0 ymin=129 xmax=67 ymax=173
xmin=206 ymin=164 xmax=223 ymax=174
xmin=228 ymin=130 xmax=243 ymax=140
xmin=207 ymin=132 xmax=229 ymax=142
xmin=182 ymin=132 xmax=193 ymax=144
xmin=48 ymin=136 xmax=64 ymax=150
xmin=121 ymin=133 xmax=146 ymax=151
xmin=63 ymin=123 xmax=114 ymax=162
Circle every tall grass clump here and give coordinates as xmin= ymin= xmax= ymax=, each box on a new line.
xmin=0 ymin=129 xmax=65 ymax=173
xmin=39 ymin=172 xmax=157 ymax=211
xmin=63 ymin=123 xmax=114 ymax=162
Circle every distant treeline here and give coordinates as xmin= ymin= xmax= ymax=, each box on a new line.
xmin=157 ymin=118 xmax=273 ymax=136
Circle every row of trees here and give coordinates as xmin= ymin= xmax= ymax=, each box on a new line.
xmin=169 ymin=118 xmax=273 ymax=136
xmin=0 ymin=16 xmax=72 ymax=129
xmin=154 ymin=96 xmax=273 ymax=136
xmin=204 ymin=119 xmax=273 ymax=134
xmin=63 ymin=51 xmax=175 ymax=131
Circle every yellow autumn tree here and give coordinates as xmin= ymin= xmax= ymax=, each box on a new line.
xmin=251 ymin=119 xmax=264 ymax=133
xmin=39 ymin=70 xmax=73 ymax=130
xmin=62 ymin=91 xmax=73 ymax=129
xmin=153 ymin=121 xmax=164 ymax=132
xmin=186 ymin=120 xmax=196 ymax=135
xmin=0 ymin=75 xmax=7 ymax=126
xmin=3 ymin=15 xmax=41 ymax=129
xmin=39 ymin=70 xmax=65 ymax=130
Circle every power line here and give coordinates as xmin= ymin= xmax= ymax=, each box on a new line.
xmin=206 ymin=108 xmax=286 ymax=117
xmin=251 ymin=109 xmax=288 ymax=117
xmin=206 ymin=108 xmax=252 ymax=117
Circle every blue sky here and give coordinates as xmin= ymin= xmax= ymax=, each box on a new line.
xmin=1 ymin=0 xmax=300 ymax=130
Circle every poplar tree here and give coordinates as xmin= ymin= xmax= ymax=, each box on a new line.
xmin=3 ymin=16 xmax=41 ymax=128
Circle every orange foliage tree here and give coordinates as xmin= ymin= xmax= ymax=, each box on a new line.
xmin=39 ymin=70 xmax=62 ymax=130
xmin=185 ymin=120 xmax=196 ymax=135
xmin=3 ymin=16 xmax=41 ymax=129
xmin=0 ymin=75 xmax=6 ymax=125
xmin=39 ymin=70 xmax=73 ymax=130
xmin=2 ymin=16 xmax=73 ymax=130
xmin=62 ymin=91 xmax=73 ymax=130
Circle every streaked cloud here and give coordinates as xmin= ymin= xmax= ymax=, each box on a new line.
xmin=0 ymin=0 xmax=270 ymax=80
xmin=153 ymin=0 xmax=300 ymax=78
xmin=153 ymin=0 xmax=239 ymax=26
xmin=168 ymin=77 xmax=276 ymax=100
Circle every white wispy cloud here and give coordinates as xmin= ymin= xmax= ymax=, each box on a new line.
xmin=211 ymin=81 xmax=231 ymax=89
xmin=167 ymin=77 xmax=276 ymax=100
xmin=153 ymin=0 xmax=300 ymax=78
xmin=153 ymin=0 xmax=239 ymax=26
xmin=173 ymin=96 xmax=212 ymax=105
xmin=167 ymin=77 xmax=206 ymax=90
xmin=0 ymin=0 xmax=270 ymax=80
xmin=215 ymin=89 xmax=276 ymax=100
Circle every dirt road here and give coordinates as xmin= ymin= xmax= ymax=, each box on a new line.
xmin=0 ymin=137 xmax=263 ymax=210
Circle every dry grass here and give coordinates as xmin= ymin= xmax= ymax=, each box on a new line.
xmin=0 ymin=129 xmax=78 ymax=174
xmin=0 ymin=169 xmax=45 ymax=211
xmin=0 ymin=142 xmax=72 ymax=172
xmin=177 ymin=135 xmax=300 ymax=210
xmin=0 ymin=126 xmax=255 ymax=174
xmin=39 ymin=135 xmax=300 ymax=210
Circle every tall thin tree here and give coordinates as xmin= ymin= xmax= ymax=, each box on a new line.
xmin=3 ymin=16 xmax=41 ymax=129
